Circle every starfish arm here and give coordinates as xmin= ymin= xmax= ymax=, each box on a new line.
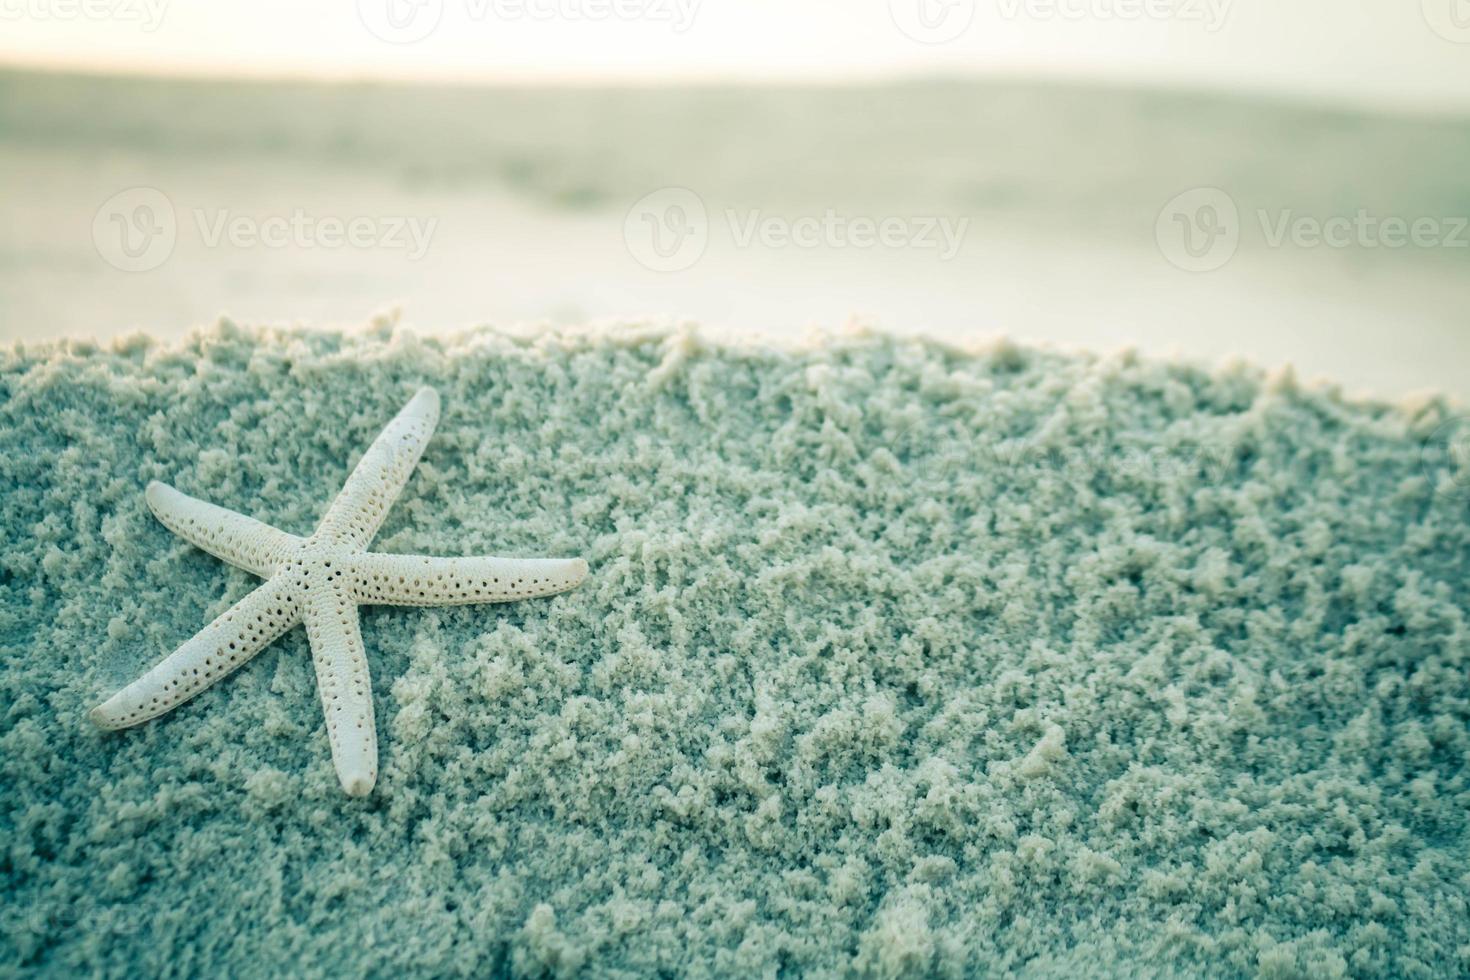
xmin=147 ymin=482 xmax=302 ymax=578
xmin=90 ymin=580 xmax=300 ymax=731
xmin=347 ymin=553 xmax=588 ymax=606
xmin=315 ymin=387 xmax=440 ymax=550
xmin=303 ymin=586 xmax=378 ymax=797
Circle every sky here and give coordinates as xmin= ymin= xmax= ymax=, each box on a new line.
xmin=1 ymin=0 xmax=1468 ymax=110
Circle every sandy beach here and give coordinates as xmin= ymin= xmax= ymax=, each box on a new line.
xmin=3 ymin=49 xmax=1470 ymax=977
xmin=3 ymin=322 xmax=1468 ymax=975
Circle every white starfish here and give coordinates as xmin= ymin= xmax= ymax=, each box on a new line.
xmin=90 ymin=387 xmax=587 ymax=797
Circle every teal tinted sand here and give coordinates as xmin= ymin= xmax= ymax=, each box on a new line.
xmin=2 ymin=322 xmax=1467 ymax=976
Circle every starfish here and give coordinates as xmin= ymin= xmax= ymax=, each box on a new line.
xmin=90 ymin=387 xmax=587 ymax=797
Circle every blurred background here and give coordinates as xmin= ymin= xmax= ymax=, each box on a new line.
xmin=0 ymin=0 xmax=1466 ymax=398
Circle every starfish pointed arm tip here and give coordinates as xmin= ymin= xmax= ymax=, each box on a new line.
xmin=348 ymin=553 xmax=588 ymax=606
xmin=145 ymin=480 xmax=300 ymax=577
xmin=343 ymin=773 xmax=375 ymax=797
xmin=315 ymin=388 xmax=442 ymax=548
xmin=91 ymin=582 xmax=301 ymax=730
xmin=305 ymin=588 xmax=379 ymax=797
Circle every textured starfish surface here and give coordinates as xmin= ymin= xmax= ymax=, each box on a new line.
xmin=90 ymin=387 xmax=588 ymax=796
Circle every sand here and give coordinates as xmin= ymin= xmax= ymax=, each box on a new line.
xmin=2 ymin=321 xmax=1467 ymax=977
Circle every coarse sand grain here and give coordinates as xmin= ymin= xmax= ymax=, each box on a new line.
xmin=2 ymin=321 xmax=1467 ymax=977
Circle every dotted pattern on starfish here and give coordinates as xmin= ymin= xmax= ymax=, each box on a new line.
xmin=90 ymin=387 xmax=588 ymax=797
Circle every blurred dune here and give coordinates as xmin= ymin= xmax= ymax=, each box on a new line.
xmin=1 ymin=69 xmax=1467 ymax=398
xmin=7 ymin=71 xmax=1469 ymax=224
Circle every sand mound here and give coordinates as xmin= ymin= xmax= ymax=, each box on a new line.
xmin=2 ymin=322 xmax=1467 ymax=976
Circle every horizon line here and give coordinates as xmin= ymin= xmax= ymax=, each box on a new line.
xmin=3 ymin=58 xmax=1468 ymax=121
